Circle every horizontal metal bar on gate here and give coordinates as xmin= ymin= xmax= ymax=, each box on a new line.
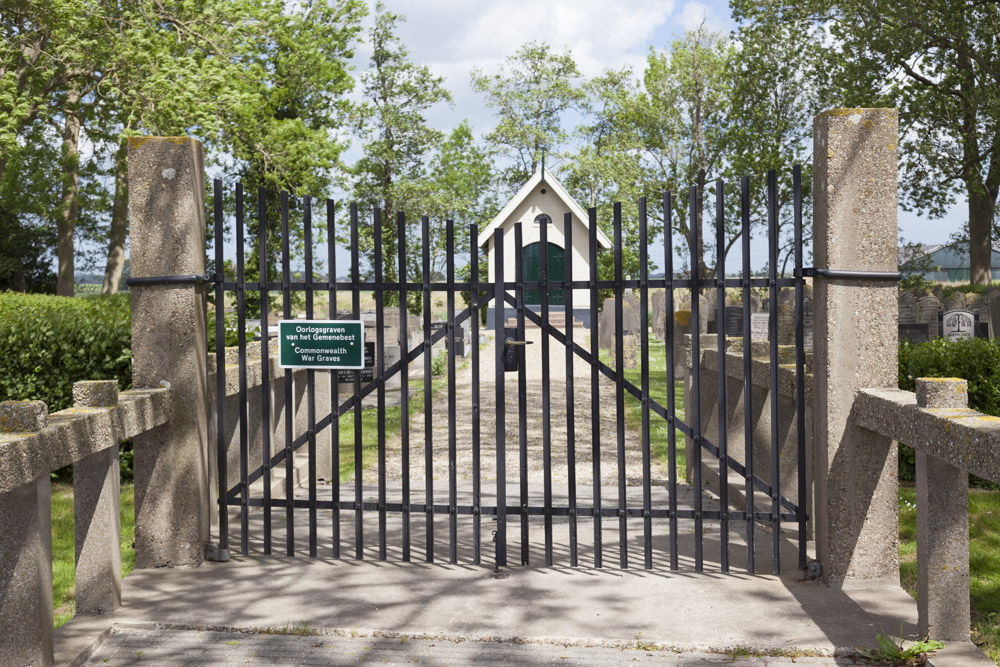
xmin=503 ymin=292 xmax=801 ymax=515
xmin=225 ymin=300 xmax=487 ymax=502
xmin=227 ymin=497 xmax=799 ymax=522
xmin=127 ymin=273 xmax=216 ymax=287
xmin=218 ymin=277 xmax=802 ymax=293
xmin=800 ymin=267 xmax=902 ymax=281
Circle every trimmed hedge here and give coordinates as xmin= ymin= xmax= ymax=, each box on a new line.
xmin=898 ymin=337 xmax=1000 ymax=487
xmin=0 ymin=292 xmax=132 ymax=411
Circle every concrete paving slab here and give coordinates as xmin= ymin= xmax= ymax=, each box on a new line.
xmin=84 ymin=626 xmax=865 ymax=666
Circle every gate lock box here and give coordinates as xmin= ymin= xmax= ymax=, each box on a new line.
xmin=503 ymin=327 xmax=533 ymax=372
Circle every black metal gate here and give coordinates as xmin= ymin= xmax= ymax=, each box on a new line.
xmin=211 ymin=168 xmax=809 ymax=574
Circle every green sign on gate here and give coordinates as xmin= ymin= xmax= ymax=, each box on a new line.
xmin=278 ymin=320 xmax=365 ymax=369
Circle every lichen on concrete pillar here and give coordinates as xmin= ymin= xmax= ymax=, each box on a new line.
xmin=128 ymin=136 xmax=210 ymax=567
xmin=812 ymin=108 xmax=900 ymax=588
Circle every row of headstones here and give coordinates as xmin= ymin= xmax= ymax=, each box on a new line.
xmin=898 ymin=289 xmax=996 ymax=343
xmin=598 ymin=287 xmax=815 ymax=351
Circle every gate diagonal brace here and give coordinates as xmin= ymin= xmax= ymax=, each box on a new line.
xmin=226 ymin=297 xmax=489 ymax=502
xmin=502 ymin=292 xmax=801 ymax=516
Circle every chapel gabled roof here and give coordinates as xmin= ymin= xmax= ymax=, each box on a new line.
xmin=476 ymin=169 xmax=613 ymax=250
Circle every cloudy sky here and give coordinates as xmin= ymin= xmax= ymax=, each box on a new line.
xmin=341 ymin=0 xmax=963 ymax=252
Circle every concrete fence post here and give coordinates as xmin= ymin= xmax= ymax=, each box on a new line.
xmin=914 ymin=378 xmax=971 ymax=641
xmin=128 ymin=136 xmax=210 ymax=567
xmin=0 ymin=401 xmax=53 ymax=666
xmin=812 ymin=108 xmax=900 ymax=588
xmin=72 ymin=381 xmax=123 ymax=613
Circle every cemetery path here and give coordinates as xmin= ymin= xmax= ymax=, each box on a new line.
xmin=372 ymin=326 xmax=672 ymax=490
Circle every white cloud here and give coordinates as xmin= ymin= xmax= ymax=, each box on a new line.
xmin=675 ymin=1 xmax=723 ymax=33
xmin=366 ymin=0 xmax=675 ymax=137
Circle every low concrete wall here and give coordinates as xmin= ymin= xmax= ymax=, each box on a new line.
xmin=683 ymin=334 xmax=814 ymax=538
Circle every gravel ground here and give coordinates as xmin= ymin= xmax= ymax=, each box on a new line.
xmin=372 ymin=327 xmax=672 ymax=490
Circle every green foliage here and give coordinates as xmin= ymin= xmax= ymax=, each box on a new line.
xmin=858 ymin=630 xmax=944 ymax=664
xmin=208 ymin=311 xmax=260 ymax=348
xmin=899 ymin=337 xmax=1000 ymax=415
xmin=734 ymin=0 xmax=1000 ymax=284
xmin=471 ymin=41 xmax=586 ymax=191
xmin=430 ymin=348 xmax=448 ymax=377
xmin=940 ymin=283 xmax=992 ymax=298
xmin=898 ymin=337 xmax=1000 ymax=487
xmin=0 ymin=292 xmax=131 ymax=411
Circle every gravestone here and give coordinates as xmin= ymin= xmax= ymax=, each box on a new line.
xmin=750 ymin=312 xmax=769 ymax=340
xmin=622 ymin=293 xmax=642 ymax=334
xmin=986 ymin=287 xmax=1000 ymax=339
xmin=620 ymin=334 xmax=639 ymax=369
xmin=652 ymin=291 xmax=667 ymax=341
xmin=944 ymin=292 xmax=967 ymax=312
xmin=965 ymin=294 xmax=992 ymax=338
xmin=802 ymin=295 xmax=814 ymax=350
xmin=899 ymin=323 xmax=932 ymax=344
xmin=338 ymin=340 xmax=375 ymax=383
xmin=724 ymin=306 xmax=743 ymax=337
xmin=917 ymin=296 xmax=943 ymax=324
xmin=941 ymin=309 xmax=975 ymax=340
xmin=598 ymin=298 xmax=616 ymax=349
xmin=898 ymin=292 xmax=917 ymax=325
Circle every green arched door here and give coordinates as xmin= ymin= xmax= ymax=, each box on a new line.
xmin=523 ymin=241 xmax=565 ymax=305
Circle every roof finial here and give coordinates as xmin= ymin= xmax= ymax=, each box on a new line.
xmin=540 ymin=145 xmax=547 ymax=184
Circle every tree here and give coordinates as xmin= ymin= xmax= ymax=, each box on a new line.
xmin=561 ymin=67 xmax=653 ymax=281
xmin=635 ymin=25 xmax=734 ymax=278
xmin=419 ymin=121 xmax=498 ymax=276
xmin=351 ymin=2 xmax=452 ymax=290
xmin=471 ymin=42 xmax=586 ymax=191
xmin=734 ymin=0 xmax=1000 ymax=284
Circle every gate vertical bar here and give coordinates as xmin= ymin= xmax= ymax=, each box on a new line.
xmin=236 ymin=185 xmax=250 ymax=556
xmin=421 ymin=215 xmax=434 ymax=562
xmin=663 ymin=192 xmax=678 ymax=570
xmin=793 ymin=164 xmax=807 ymax=571
xmin=398 ymin=213 xmax=410 ymax=562
xmin=766 ymin=169 xmax=781 ymax=575
xmin=588 ymin=208 xmax=602 ymax=568
xmin=639 ymin=197 xmax=652 ymax=569
xmin=564 ymin=212 xmax=578 ymax=567
xmin=375 ymin=209 xmax=387 ymax=561
xmin=281 ymin=191 xmax=295 ymax=556
xmin=688 ymin=185 xmax=703 ymax=572
xmin=470 ymin=223 xmax=482 ymax=566
xmin=446 ymin=220 xmax=458 ymax=565
xmin=259 ymin=187 xmax=272 ymax=555
xmin=715 ymin=180 xmax=729 ymax=572
xmin=540 ymin=215 xmax=553 ymax=567
xmin=494 ymin=227 xmax=508 ymax=567
xmin=740 ymin=177 xmax=755 ymax=573
xmin=613 ymin=202 xmax=628 ymax=569
xmin=350 ymin=203 xmax=363 ymax=559
xmin=304 ymin=196 xmax=318 ymax=558
xmin=212 ymin=179 xmax=229 ymax=550
xmin=327 ymin=198 xmax=339 ymax=559
xmin=514 ymin=224 xmax=528 ymax=565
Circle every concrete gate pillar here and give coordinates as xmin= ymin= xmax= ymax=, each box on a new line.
xmin=128 ymin=137 xmax=211 ymax=567
xmin=812 ymin=109 xmax=900 ymax=588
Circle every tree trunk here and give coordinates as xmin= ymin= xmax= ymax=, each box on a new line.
xmin=56 ymin=87 xmax=82 ymax=296
xmin=968 ymin=187 xmax=994 ymax=285
xmin=102 ymin=139 xmax=129 ymax=294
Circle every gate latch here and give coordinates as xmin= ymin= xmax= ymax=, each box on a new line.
xmin=502 ymin=327 xmax=533 ymax=372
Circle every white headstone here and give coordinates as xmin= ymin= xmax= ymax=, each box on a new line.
xmin=942 ymin=309 xmax=975 ymax=340
xmin=750 ymin=313 xmax=770 ymax=340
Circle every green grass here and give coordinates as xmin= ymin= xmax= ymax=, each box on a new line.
xmin=50 ymin=481 xmax=135 ymax=628
xmin=899 ymin=486 xmax=1000 ymax=662
xmin=597 ymin=343 xmax=687 ymax=477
